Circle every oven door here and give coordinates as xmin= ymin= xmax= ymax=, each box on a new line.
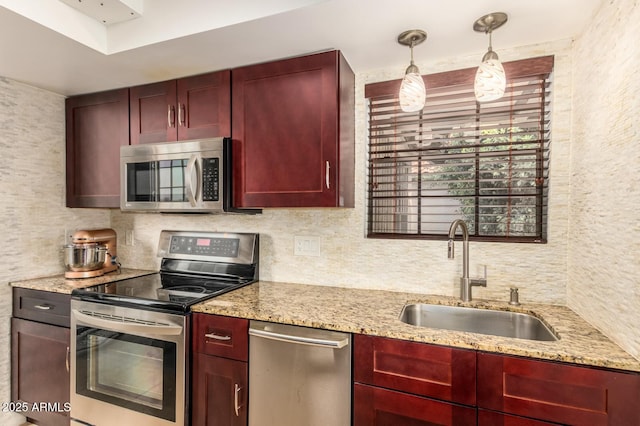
xmin=70 ymin=300 xmax=187 ymax=426
xmin=120 ymin=138 xmax=224 ymax=212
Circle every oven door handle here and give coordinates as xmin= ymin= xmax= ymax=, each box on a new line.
xmin=72 ymin=309 xmax=183 ymax=336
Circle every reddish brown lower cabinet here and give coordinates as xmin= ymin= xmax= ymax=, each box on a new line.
xmin=192 ymin=352 xmax=247 ymax=426
xmin=12 ymin=288 xmax=71 ymax=426
xmin=477 ymin=352 xmax=640 ymax=426
xmin=191 ymin=314 xmax=249 ymax=426
xmin=354 ymin=335 xmax=476 ymax=405
xmin=354 ymin=335 xmax=477 ymax=426
xmin=11 ymin=318 xmax=70 ymax=426
xmin=354 ymin=383 xmax=476 ymax=426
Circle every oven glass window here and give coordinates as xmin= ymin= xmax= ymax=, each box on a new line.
xmin=76 ymin=327 xmax=177 ymax=421
xmin=91 ymin=335 xmax=164 ymax=408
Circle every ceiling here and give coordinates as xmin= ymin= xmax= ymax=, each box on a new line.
xmin=0 ymin=0 xmax=604 ymax=96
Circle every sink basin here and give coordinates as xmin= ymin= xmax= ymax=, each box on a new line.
xmin=399 ymin=303 xmax=558 ymax=341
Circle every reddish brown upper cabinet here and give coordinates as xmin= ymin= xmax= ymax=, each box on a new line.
xmin=477 ymin=352 xmax=640 ymax=426
xmin=65 ymin=88 xmax=129 ymax=208
xmin=353 ymin=335 xmax=477 ymax=426
xmin=191 ymin=314 xmax=249 ymax=426
xmin=231 ymin=50 xmax=355 ymax=208
xmin=129 ymin=70 xmax=231 ymax=145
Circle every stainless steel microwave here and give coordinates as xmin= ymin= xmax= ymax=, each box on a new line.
xmin=120 ymin=137 xmax=258 ymax=214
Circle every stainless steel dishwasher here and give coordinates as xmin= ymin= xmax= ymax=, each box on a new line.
xmin=248 ymin=320 xmax=351 ymax=426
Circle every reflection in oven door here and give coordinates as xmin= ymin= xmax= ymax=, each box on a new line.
xmin=70 ymin=301 xmax=187 ymax=426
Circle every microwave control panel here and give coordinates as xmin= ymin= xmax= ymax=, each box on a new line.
xmin=202 ymin=158 xmax=220 ymax=201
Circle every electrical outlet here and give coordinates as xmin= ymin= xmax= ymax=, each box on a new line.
xmin=64 ymin=228 xmax=74 ymax=242
xmin=294 ymin=236 xmax=320 ymax=257
xmin=125 ymin=230 xmax=135 ymax=246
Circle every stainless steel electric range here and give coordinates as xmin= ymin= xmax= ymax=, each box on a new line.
xmin=70 ymin=230 xmax=259 ymax=426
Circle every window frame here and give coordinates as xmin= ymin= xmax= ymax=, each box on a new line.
xmin=365 ymin=56 xmax=554 ymax=243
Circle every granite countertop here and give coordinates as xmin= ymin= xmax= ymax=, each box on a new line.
xmin=192 ymin=280 xmax=640 ymax=373
xmin=11 ymin=273 xmax=640 ymax=373
xmin=9 ymin=268 xmax=156 ymax=293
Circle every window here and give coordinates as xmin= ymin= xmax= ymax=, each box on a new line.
xmin=366 ymin=56 xmax=553 ymax=242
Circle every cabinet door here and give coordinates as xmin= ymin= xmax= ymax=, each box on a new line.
xmin=130 ymin=80 xmax=178 ymax=144
xmin=177 ymin=71 xmax=231 ymax=140
xmin=65 ymin=88 xmax=129 ymax=208
xmin=477 ymin=352 xmax=640 ymax=425
xmin=354 ymin=334 xmax=476 ymax=406
xmin=232 ymin=50 xmax=354 ymax=208
xmin=11 ymin=318 xmax=70 ymax=426
xmin=191 ymin=353 xmax=247 ymax=426
xmin=354 ymin=383 xmax=476 ymax=426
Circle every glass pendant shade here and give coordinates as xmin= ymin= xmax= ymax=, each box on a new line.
xmin=399 ymin=70 xmax=426 ymax=112
xmin=472 ymin=13 xmax=508 ymax=103
xmin=474 ymin=55 xmax=506 ymax=102
xmin=397 ymin=29 xmax=427 ymax=113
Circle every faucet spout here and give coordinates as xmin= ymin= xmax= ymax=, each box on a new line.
xmin=447 ymin=219 xmax=486 ymax=302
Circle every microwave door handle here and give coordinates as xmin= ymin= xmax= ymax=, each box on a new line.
xmin=185 ymin=154 xmax=200 ymax=206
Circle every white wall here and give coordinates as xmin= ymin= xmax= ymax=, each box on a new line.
xmin=0 ymin=77 xmax=110 ymax=426
xmin=112 ymin=37 xmax=575 ymax=306
xmin=568 ymin=0 xmax=640 ymax=360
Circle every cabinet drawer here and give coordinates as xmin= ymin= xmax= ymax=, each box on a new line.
xmin=354 ymin=334 xmax=476 ymax=405
xmin=477 ymin=352 xmax=640 ymax=425
xmin=12 ymin=288 xmax=71 ymax=327
xmin=193 ymin=313 xmax=248 ymax=361
xmin=354 ymin=383 xmax=476 ymax=426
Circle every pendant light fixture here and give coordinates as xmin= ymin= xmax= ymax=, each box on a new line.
xmin=397 ymin=29 xmax=427 ymax=112
xmin=473 ymin=12 xmax=508 ymax=102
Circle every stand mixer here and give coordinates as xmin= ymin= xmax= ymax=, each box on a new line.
xmin=64 ymin=228 xmax=119 ymax=279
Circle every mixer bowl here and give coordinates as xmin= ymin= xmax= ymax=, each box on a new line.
xmin=64 ymin=243 xmax=107 ymax=271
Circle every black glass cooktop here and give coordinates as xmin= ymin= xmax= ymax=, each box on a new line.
xmin=71 ymin=272 xmax=253 ymax=313
xmin=72 ymin=231 xmax=259 ymax=314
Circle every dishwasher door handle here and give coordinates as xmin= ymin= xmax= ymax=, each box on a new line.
xmin=249 ymin=326 xmax=349 ymax=349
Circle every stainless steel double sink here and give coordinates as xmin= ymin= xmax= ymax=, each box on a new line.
xmin=399 ymin=303 xmax=558 ymax=342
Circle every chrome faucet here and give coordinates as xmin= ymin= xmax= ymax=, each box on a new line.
xmin=447 ymin=219 xmax=487 ymax=302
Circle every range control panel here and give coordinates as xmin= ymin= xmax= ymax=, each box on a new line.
xmin=157 ymin=230 xmax=258 ymax=265
xmin=169 ymin=235 xmax=239 ymax=258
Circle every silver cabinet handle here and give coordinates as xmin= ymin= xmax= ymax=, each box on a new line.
xmin=167 ymin=104 xmax=175 ymax=128
xmin=204 ymin=333 xmax=231 ymax=341
xmin=66 ymin=346 xmax=70 ymax=373
xmin=325 ymin=161 xmax=331 ymax=189
xmin=178 ymin=103 xmax=185 ymax=127
xmin=234 ymin=383 xmax=242 ymax=417
xmin=34 ymin=304 xmax=53 ymax=310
